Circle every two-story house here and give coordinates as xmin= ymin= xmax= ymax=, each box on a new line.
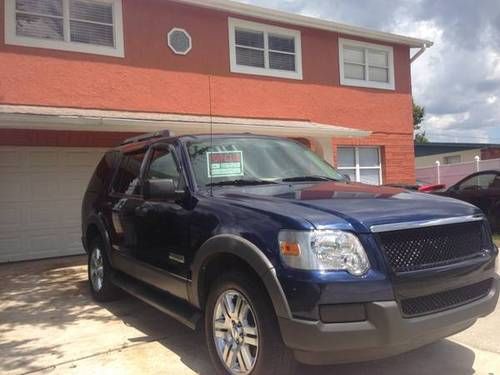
xmin=0 ymin=0 xmax=432 ymax=262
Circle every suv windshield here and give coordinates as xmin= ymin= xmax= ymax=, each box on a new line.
xmin=186 ymin=136 xmax=345 ymax=187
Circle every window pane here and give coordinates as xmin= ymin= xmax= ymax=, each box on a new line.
xmin=344 ymin=63 xmax=365 ymax=80
xmin=113 ymin=153 xmax=146 ymax=195
xmin=337 ymin=148 xmax=356 ymax=167
xmin=236 ymin=47 xmax=265 ymax=68
xmin=16 ymin=14 xmax=64 ymax=40
xmin=460 ymin=174 xmax=496 ymax=191
xmin=235 ymin=29 xmax=264 ymax=48
xmin=147 ymin=150 xmax=185 ymax=189
xmin=70 ymin=20 xmax=114 ymax=46
xmin=368 ymin=50 xmax=388 ymax=67
xmin=443 ymin=155 xmax=461 ymax=165
xmin=16 ymin=0 xmax=62 ymax=17
xmin=359 ymin=148 xmax=380 ymax=167
xmin=343 ymin=47 xmax=364 ymax=64
xmin=268 ymin=35 xmax=295 ymax=53
xmin=360 ymin=169 xmax=380 ymax=185
xmin=369 ymin=67 xmax=389 ymax=83
xmin=340 ymin=169 xmax=356 ymax=182
xmin=269 ymin=52 xmax=295 ymax=71
xmin=70 ymin=0 xmax=113 ymax=24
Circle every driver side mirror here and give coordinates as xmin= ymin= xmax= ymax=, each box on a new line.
xmin=144 ymin=179 xmax=185 ymax=201
xmin=342 ymin=174 xmax=352 ymax=183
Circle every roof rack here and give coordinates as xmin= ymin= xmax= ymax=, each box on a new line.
xmin=121 ymin=130 xmax=174 ymax=145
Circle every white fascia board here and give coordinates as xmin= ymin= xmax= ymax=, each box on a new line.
xmin=0 ymin=105 xmax=371 ymax=139
xmin=172 ymin=0 xmax=433 ymax=48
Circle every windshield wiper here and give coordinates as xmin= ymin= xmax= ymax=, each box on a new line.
xmin=206 ymin=179 xmax=278 ymax=187
xmin=281 ymin=175 xmax=340 ymax=183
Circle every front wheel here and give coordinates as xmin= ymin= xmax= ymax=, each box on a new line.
xmin=205 ymin=271 xmax=296 ymax=375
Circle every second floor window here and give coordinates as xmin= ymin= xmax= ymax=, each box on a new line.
xmin=5 ymin=0 xmax=124 ymax=57
xmin=339 ymin=38 xmax=395 ymax=90
xmin=228 ymin=18 xmax=303 ymax=80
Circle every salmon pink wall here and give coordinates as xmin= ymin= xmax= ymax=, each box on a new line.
xmin=0 ymin=0 xmax=416 ymax=182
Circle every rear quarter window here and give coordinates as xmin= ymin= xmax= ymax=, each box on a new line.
xmin=86 ymin=151 xmax=119 ymax=194
xmin=112 ymin=152 xmax=146 ymax=195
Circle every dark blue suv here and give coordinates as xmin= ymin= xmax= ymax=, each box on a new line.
xmin=82 ymin=132 xmax=499 ymax=375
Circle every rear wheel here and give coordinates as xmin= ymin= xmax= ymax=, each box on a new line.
xmin=205 ymin=271 xmax=296 ymax=375
xmin=88 ymin=239 xmax=122 ymax=302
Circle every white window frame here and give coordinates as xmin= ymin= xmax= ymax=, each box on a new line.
xmin=4 ymin=0 xmax=124 ymax=57
xmin=228 ymin=17 xmax=303 ymax=80
xmin=337 ymin=146 xmax=383 ymax=185
xmin=167 ymin=27 xmax=192 ymax=56
xmin=339 ymin=38 xmax=395 ymax=90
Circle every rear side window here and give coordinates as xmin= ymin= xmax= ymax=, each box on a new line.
xmin=112 ymin=152 xmax=146 ymax=195
xmin=87 ymin=151 xmax=119 ymax=193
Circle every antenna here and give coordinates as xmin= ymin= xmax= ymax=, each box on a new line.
xmin=208 ymin=75 xmax=214 ymax=196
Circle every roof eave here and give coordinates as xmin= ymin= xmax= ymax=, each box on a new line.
xmin=174 ymin=0 xmax=433 ymax=48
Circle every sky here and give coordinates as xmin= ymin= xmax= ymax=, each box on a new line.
xmin=242 ymin=0 xmax=500 ymax=144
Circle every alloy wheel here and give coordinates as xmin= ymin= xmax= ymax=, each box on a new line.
xmin=213 ymin=290 xmax=259 ymax=374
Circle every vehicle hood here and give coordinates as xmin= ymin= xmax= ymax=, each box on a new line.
xmin=212 ymin=182 xmax=482 ymax=233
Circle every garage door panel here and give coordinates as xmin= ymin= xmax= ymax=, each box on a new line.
xmin=28 ymin=151 xmax=59 ymax=167
xmin=0 ymin=204 xmax=22 ymax=229
xmin=0 ymin=176 xmax=29 ymax=202
xmin=63 ymin=150 xmax=102 ymax=167
xmin=59 ymin=200 xmax=84 ymax=225
xmin=29 ymin=174 xmax=61 ymax=201
xmin=0 ymin=146 xmax=106 ymax=262
xmin=0 ymin=150 xmax=23 ymax=167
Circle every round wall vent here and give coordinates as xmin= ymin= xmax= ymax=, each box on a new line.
xmin=168 ymin=28 xmax=192 ymax=55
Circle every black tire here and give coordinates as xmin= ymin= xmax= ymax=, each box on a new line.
xmin=88 ymin=238 xmax=122 ymax=302
xmin=205 ymin=271 xmax=296 ymax=375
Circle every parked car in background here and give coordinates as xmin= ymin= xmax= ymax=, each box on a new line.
xmin=82 ymin=133 xmax=499 ymax=375
xmin=435 ymin=170 xmax=500 ymax=233
xmin=385 ymin=180 xmax=446 ymax=193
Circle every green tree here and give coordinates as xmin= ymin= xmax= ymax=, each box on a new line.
xmin=413 ymin=101 xmax=429 ymax=143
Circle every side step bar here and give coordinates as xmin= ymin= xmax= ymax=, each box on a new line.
xmin=111 ymin=272 xmax=202 ymax=330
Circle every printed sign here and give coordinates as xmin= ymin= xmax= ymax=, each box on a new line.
xmin=207 ymin=151 xmax=244 ymax=178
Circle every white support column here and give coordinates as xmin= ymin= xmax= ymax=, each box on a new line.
xmin=435 ymin=160 xmax=441 ymax=184
xmin=474 ymin=155 xmax=481 ymax=172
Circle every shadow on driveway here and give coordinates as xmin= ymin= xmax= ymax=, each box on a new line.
xmin=0 ymin=256 xmax=479 ymax=375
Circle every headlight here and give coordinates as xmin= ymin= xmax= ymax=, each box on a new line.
xmin=279 ymin=230 xmax=370 ymax=276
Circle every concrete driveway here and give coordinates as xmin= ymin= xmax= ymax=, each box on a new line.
xmin=1 ymin=257 xmax=499 ymax=375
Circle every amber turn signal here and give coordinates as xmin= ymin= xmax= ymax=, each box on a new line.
xmin=280 ymin=241 xmax=301 ymax=256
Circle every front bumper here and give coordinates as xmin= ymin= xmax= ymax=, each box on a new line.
xmin=278 ymin=277 xmax=499 ymax=365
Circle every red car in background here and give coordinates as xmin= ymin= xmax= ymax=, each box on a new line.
xmin=434 ymin=170 xmax=500 ymax=233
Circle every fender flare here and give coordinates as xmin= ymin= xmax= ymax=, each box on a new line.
xmin=190 ymin=234 xmax=292 ymax=320
xmin=83 ymin=213 xmax=114 ymax=265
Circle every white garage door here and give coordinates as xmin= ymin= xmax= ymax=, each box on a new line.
xmin=0 ymin=147 xmax=106 ymax=262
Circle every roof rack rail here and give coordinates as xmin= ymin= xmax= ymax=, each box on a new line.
xmin=121 ymin=130 xmax=174 ymax=145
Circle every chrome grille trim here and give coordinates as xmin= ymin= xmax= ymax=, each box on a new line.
xmin=370 ymin=215 xmax=484 ymax=234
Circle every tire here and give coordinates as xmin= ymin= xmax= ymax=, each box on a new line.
xmin=205 ymin=271 xmax=296 ymax=375
xmin=88 ymin=238 xmax=122 ymax=302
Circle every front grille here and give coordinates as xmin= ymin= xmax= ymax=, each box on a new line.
xmin=377 ymin=221 xmax=485 ymax=273
xmin=400 ymin=279 xmax=493 ymax=317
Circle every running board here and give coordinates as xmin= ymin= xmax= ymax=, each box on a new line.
xmin=111 ymin=272 xmax=202 ymax=330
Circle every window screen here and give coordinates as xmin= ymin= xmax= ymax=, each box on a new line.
xmin=14 ymin=0 xmax=116 ymax=47
xmin=15 ymin=0 xmax=64 ymax=40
